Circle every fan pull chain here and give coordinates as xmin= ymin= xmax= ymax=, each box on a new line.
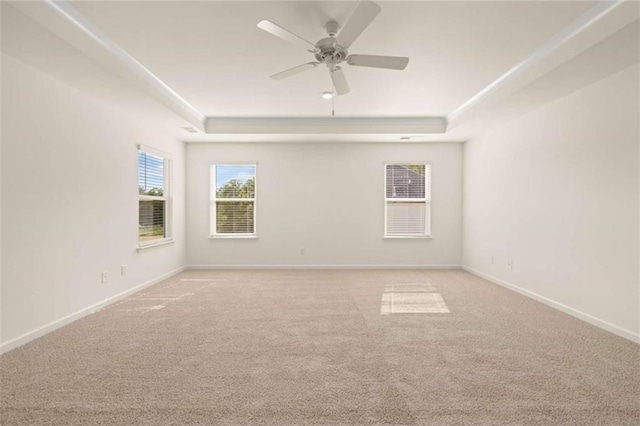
xmin=331 ymin=78 xmax=336 ymax=117
xmin=332 ymin=94 xmax=335 ymax=117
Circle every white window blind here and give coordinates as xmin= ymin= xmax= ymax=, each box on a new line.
xmin=138 ymin=146 xmax=171 ymax=245
xmin=384 ymin=164 xmax=431 ymax=237
xmin=210 ymin=164 xmax=256 ymax=236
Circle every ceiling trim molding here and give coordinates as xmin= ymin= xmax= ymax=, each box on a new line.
xmin=447 ymin=0 xmax=630 ymax=126
xmin=205 ymin=117 xmax=447 ymax=134
xmin=12 ymin=0 xmax=207 ymax=131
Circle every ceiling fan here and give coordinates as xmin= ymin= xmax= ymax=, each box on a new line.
xmin=257 ymin=0 xmax=409 ymax=96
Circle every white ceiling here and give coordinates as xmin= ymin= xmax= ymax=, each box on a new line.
xmin=0 ymin=2 xmax=194 ymax=140
xmin=3 ymin=0 xmax=638 ymax=142
xmin=71 ymin=0 xmax=596 ymax=118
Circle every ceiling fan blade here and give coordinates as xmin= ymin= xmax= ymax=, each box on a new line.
xmin=330 ymin=67 xmax=350 ymax=96
xmin=347 ymin=54 xmax=409 ymax=70
xmin=257 ymin=20 xmax=317 ymax=52
xmin=270 ymin=62 xmax=319 ymax=80
xmin=336 ymin=0 xmax=382 ymax=48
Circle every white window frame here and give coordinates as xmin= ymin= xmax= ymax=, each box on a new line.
xmin=210 ymin=163 xmax=257 ymax=238
xmin=137 ymin=145 xmax=173 ymax=250
xmin=384 ymin=162 xmax=432 ymax=239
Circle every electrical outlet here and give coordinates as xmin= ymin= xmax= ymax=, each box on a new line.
xmin=101 ymin=272 xmax=109 ymax=283
xmin=299 ymin=247 xmax=305 ymax=255
xmin=121 ymin=265 xmax=127 ymax=276
xmin=507 ymin=260 xmax=513 ymax=270
xmin=490 ymin=256 xmax=494 ymax=264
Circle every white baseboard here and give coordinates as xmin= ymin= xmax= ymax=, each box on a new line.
xmin=188 ymin=264 xmax=462 ymax=270
xmin=462 ymin=265 xmax=640 ymax=344
xmin=0 ymin=266 xmax=187 ymax=355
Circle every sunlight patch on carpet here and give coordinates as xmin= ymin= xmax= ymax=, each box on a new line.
xmin=101 ymin=279 xmax=219 ymax=314
xmin=381 ymin=281 xmax=449 ymax=315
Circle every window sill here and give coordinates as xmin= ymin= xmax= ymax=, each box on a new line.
xmin=209 ymin=235 xmax=258 ymax=239
xmin=137 ymin=238 xmax=174 ymax=252
xmin=384 ymin=235 xmax=432 ymax=239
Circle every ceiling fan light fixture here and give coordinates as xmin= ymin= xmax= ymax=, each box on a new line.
xmin=322 ymin=91 xmax=334 ymax=99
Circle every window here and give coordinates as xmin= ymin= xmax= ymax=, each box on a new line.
xmin=210 ymin=164 xmax=257 ymax=237
xmin=384 ymin=163 xmax=431 ymax=237
xmin=138 ymin=146 xmax=171 ymax=246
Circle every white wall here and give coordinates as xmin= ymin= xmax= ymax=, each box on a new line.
xmin=187 ymin=143 xmax=463 ymax=267
xmin=463 ymin=65 xmax=639 ymax=340
xmin=1 ymin=55 xmax=187 ymax=351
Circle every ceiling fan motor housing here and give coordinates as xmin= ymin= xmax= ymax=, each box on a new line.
xmin=315 ymin=37 xmax=347 ymax=68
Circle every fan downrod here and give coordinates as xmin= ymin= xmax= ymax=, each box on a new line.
xmin=325 ymin=20 xmax=340 ymax=37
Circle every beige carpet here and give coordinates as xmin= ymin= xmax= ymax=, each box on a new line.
xmin=1 ymin=269 xmax=638 ymax=425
